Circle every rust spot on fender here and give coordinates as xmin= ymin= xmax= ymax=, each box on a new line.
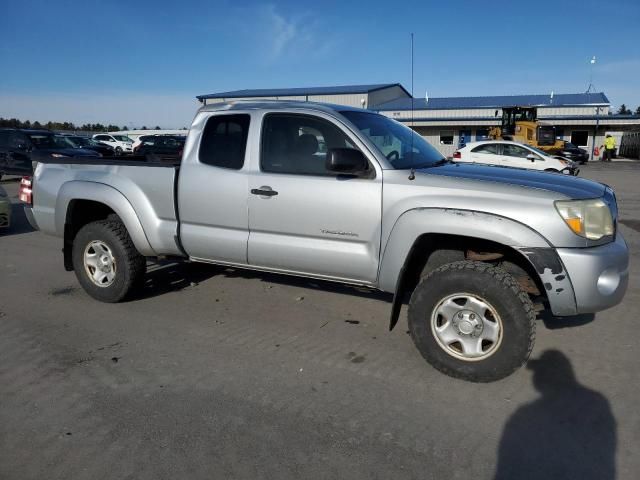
xmin=520 ymin=248 xmax=564 ymax=275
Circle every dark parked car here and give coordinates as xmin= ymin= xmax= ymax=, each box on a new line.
xmin=134 ymin=135 xmax=185 ymax=158
xmin=63 ymin=135 xmax=116 ymax=156
xmin=0 ymin=129 xmax=97 ymax=179
xmin=558 ymin=142 xmax=589 ymax=164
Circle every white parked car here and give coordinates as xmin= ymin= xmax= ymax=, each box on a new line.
xmin=92 ymin=134 xmax=133 ymax=155
xmin=131 ymin=134 xmax=158 ymax=152
xmin=453 ymin=140 xmax=579 ymax=175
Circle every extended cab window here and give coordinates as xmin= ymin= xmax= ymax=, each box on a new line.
xmin=471 ymin=144 xmax=500 ymax=155
xmin=199 ymin=114 xmax=250 ymax=169
xmin=261 ymin=114 xmax=358 ymax=176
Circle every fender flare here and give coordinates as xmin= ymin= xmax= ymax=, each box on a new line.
xmin=378 ymin=208 xmax=571 ymax=330
xmin=55 ymin=181 xmax=155 ymax=257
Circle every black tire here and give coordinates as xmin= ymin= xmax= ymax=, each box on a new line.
xmin=72 ymin=220 xmax=146 ymax=302
xmin=115 ymin=146 xmax=122 ymax=156
xmin=408 ymin=260 xmax=535 ymax=382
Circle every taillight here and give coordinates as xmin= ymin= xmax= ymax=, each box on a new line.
xmin=453 ymin=151 xmax=461 ymax=159
xmin=19 ymin=176 xmax=33 ymax=205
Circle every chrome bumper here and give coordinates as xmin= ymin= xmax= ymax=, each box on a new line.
xmin=556 ymin=232 xmax=629 ymax=314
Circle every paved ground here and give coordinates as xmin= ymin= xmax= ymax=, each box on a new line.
xmin=1 ymin=162 xmax=639 ymax=479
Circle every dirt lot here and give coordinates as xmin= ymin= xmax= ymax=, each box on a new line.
xmin=1 ymin=162 xmax=638 ymax=480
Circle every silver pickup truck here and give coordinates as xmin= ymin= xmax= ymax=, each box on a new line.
xmin=24 ymin=100 xmax=629 ymax=382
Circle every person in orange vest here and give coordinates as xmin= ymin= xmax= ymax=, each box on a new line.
xmin=600 ymin=135 xmax=616 ymax=162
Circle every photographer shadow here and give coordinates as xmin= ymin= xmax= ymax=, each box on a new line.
xmin=494 ymin=350 xmax=616 ymax=480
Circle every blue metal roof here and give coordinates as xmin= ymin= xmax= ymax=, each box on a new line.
xmin=197 ymin=83 xmax=410 ymax=100
xmin=375 ymin=92 xmax=610 ymax=111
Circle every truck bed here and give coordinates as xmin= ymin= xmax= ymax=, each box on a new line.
xmin=31 ymin=154 xmax=183 ymax=257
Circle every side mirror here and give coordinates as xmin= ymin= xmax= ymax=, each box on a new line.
xmin=326 ymin=148 xmax=368 ymax=174
xmin=526 ymin=153 xmax=537 ymax=162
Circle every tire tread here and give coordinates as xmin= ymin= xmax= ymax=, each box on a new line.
xmin=409 ymin=260 xmax=536 ymax=382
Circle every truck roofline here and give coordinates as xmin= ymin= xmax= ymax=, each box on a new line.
xmin=197 ymin=99 xmax=369 ymax=115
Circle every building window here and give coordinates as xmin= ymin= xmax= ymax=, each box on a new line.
xmin=570 ymin=130 xmax=589 ymax=147
xmin=475 ymin=128 xmax=490 ymax=141
xmin=440 ymin=131 xmax=454 ymax=145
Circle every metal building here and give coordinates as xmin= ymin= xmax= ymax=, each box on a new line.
xmin=197 ymin=84 xmax=640 ymax=159
xmin=197 ymin=84 xmax=410 ymax=110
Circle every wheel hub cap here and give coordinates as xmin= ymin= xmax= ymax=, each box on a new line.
xmin=84 ymin=240 xmax=117 ymax=287
xmin=431 ymin=293 xmax=503 ymax=361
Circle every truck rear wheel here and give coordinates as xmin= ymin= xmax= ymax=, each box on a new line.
xmin=408 ymin=260 xmax=535 ymax=382
xmin=72 ymin=220 xmax=146 ymax=302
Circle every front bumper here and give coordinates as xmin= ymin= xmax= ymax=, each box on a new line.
xmin=561 ymin=164 xmax=580 ymax=176
xmin=556 ymin=232 xmax=629 ymax=314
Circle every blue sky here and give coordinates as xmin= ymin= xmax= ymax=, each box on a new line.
xmin=1 ymin=0 xmax=639 ymax=127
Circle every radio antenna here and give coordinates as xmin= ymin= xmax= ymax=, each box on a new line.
xmin=408 ymin=32 xmax=416 ymax=180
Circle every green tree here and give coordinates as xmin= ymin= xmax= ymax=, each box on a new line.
xmin=617 ymin=104 xmax=631 ymax=115
xmin=121 ymin=126 xmax=128 ymax=131
xmin=154 ymin=125 xmax=161 ymax=130
xmin=141 ymin=126 xmax=148 ymax=130
xmin=635 ymin=106 xmax=640 ymax=115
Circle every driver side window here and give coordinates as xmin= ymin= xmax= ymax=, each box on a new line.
xmin=502 ymin=144 xmax=531 ymax=158
xmin=261 ymin=114 xmax=360 ymax=176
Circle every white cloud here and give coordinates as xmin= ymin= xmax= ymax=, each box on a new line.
xmin=267 ymin=5 xmax=298 ymax=60
xmin=259 ymin=5 xmax=336 ymax=63
xmin=0 ymin=92 xmax=200 ymax=128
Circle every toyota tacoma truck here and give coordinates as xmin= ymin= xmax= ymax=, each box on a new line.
xmin=23 ymin=101 xmax=629 ymax=382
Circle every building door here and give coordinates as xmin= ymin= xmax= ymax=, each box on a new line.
xmin=459 ymin=130 xmax=471 ymax=148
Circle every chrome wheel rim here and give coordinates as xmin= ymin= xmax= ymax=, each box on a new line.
xmin=84 ymin=240 xmax=117 ymax=287
xmin=431 ymin=293 xmax=503 ymax=361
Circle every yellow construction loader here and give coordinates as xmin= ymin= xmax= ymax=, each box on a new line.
xmin=488 ymin=106 xmax=565 ymax=153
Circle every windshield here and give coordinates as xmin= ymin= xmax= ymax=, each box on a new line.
xmin=340 ymin=111 xmax=445 ymax=169
xmin=113 ymin=135 xmax=132 ymax=143
xmin=67 ymin=136 xmax=89 ymax=146
xmin=526 ymin=145 xmax=551 ymax=157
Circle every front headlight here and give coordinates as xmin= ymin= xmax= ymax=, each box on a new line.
xmin=555 ymin=198 xmax=614 ymax=240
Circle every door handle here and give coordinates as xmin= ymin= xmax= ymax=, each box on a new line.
xmin=251 ymin=186 xmax=278 ymax=197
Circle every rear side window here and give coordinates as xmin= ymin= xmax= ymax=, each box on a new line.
xmin=471 ymin=144 xmax=500 ymax=155
xmin=199 ymin=114 xmax=250 ymax=169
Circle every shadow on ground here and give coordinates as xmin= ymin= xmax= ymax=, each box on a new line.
xmin=538 ymin=309 xmax=596 ymax=329
xmin=494 ymin=350 xmax=616 ymax=479
xmin=0 ymin=203 xmax=36 ymax=237
xmin=137 ymin=260 xmax=393 ymax=304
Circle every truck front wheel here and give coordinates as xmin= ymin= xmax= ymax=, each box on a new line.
xmin=408 ymin=260 xmax=535 ymax=382
xmin=72 ymin=220 xmax=146 ymax=302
